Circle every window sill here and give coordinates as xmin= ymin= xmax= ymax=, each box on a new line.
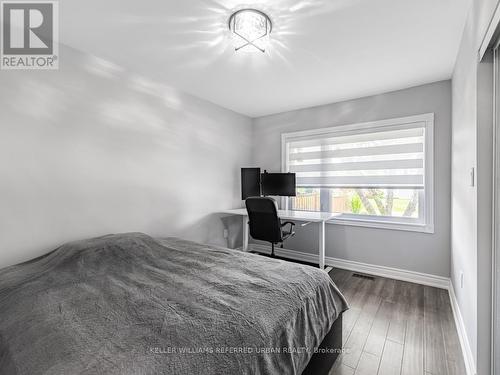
xmin=327 ymin=216 xmax=434 ymax=234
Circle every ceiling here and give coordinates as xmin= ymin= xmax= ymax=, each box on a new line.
xmin=61 ymin=0 xmax=471 ymax=118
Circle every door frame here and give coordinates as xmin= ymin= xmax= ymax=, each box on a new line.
xmin=493 ymin=39 xmax=500 ymax=375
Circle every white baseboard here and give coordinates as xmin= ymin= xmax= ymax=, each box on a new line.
xmin=248 ymin=244 xmax=475 ymax=375
xmin=247 ymin=244 xmax=449 ymax=289
xmin=326 ymin=256 xmax=450 ymax=289
xmin=448 ymin=282 xmax=477 ymax=375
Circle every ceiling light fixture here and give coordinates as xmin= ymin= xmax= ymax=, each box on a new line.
xmin=228 ymin=9 xmax=272 ymax=53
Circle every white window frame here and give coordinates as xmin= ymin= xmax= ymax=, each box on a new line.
xmin=281 ymin=113 xmax=435 ymax=233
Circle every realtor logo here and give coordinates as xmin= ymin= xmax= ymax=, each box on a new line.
xmin=1 ymin=1 xmax=58 ymax=69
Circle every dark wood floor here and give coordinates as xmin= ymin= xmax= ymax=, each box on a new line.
xmin=328 ymin=268 xmax=466 ymax=375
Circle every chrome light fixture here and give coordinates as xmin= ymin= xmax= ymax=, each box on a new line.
xmin=228 ymin=9 xmax=272 ymax=53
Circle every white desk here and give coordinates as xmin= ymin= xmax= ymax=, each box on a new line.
xmin=220 ymin=209 xmax=340 ymax=269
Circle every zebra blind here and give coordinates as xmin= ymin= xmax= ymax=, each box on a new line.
xmin=286 ymin=122 xmax=426 ymax=189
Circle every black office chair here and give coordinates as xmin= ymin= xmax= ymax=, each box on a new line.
xmin=245 ymin=197 xmax=295 ymax=257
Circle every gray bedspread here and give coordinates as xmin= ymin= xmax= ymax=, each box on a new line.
xmin=0 ymin=233 xmax=348 ymax=375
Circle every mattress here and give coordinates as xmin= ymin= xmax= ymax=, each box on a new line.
xmin=0 ymin=232 xmax=348 ymax=375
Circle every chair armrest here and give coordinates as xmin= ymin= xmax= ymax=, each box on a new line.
xmin=281 ymin=221 xmax=296 ymax=237
xmin=281 ymin=221 xmax=296 ymax=241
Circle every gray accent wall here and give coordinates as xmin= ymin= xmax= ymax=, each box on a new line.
xmin=0 ymin=44 xmax=252 ymax=269
xmin=252 ymin=81 xmax=452 ymax=277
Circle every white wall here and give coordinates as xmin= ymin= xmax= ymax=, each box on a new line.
xmin=452 ymin=2 xmax=479 ymax=366
xmin=252 ymin=81 xmax=452 ymax=277
xmin=0 ymin=45 xmax=252 ymax=269
xmin=451 ymin=0 xmax=498 ymax=373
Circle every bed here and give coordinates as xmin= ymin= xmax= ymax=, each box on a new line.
xmin=0 ymin=232 xmax=348 ymax=375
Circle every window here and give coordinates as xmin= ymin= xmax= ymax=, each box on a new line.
xmin=282 ymin=114 xmax=434 ymax=233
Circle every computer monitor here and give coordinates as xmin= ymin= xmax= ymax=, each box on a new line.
xmin=261 ymin=172 xmax=296 ymax=197
xmin=241 ymin=168 xmax=261 ymax=200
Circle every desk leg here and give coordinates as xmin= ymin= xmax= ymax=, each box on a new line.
xmin=319 ymin=221 xmax=325 ymax=269
xmin=242 ymin=215 xmax=249 ymax=251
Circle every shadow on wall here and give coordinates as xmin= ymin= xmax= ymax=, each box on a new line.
xmin=0 ymin=44 xmax=252 ymax=268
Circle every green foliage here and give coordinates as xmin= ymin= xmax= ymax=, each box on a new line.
xmin=350 ymin=194 xmax=362 ymax=214
xmin=368 ymin=189 xmax=384 ymax=199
